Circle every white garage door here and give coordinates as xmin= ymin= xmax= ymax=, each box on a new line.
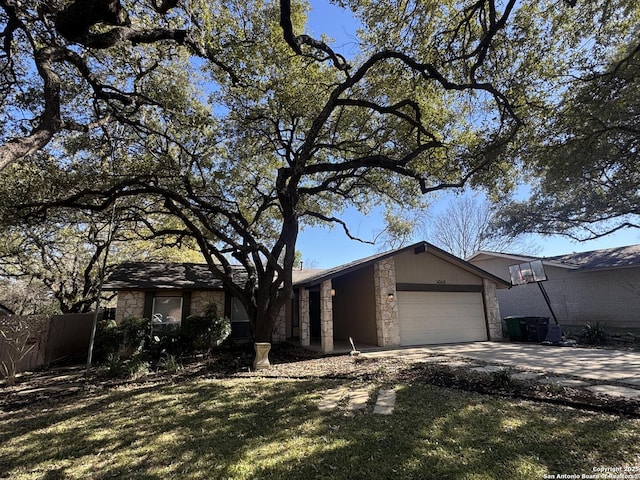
xmin=398 ymin=291 xmax=487 ymax=346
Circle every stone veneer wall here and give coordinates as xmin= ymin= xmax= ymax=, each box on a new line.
xmin=115 ymin=291 xmax=145 ymax=324
xmin=320 ymin=280 xmax=334 ymax=353
xmin=115 ymin=290 xmax=227 ymax=324
xmin=298 ymin=288 xmax=310 ymax=346
xmin=190 ymin=291 xmax=225 ymax=318
xmin=115 ymin=289 xmax=287 ymax=343
xmin=374 ymin=258 xmax=400 ymax=347
xmin=483 ymin=279 xmax=503 ymax=340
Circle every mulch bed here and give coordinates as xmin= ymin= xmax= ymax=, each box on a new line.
xmin=2 ymin=343 xmax=639 ymax=416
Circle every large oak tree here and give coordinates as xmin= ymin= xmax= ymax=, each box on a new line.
xmin=1 ymin=0 xmax=636 ymax=343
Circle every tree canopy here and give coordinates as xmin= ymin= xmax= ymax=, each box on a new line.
xmin=1 ymin=0 xmax=637 ymax=341
xmin=0 ymin=199 xmax=204 ymax=314
xmin=495 ymin=40 xmax=640 ymax=240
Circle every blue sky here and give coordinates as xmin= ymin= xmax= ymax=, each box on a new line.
xmin=297 ymin=196 xmax=640 ymax=268
xmin=295 ymin=1 xmax=640 ymax=268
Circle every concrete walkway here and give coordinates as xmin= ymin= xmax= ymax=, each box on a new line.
xmin=364 ymin=342 xmax=640 ymax=384
xmin=362 ymin=342 xmax=640 ymax=401
xmin=318 ymin=386 xmax=397 ymax=415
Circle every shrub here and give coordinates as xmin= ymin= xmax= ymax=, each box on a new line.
xmin=94 ymin=306 xmax=231 ymax=369
xmin=491 ymin=369 xmax=512 ymax=389
xmin=581 ymin=322 xmax=609 ymax=346
xmin=127 ymin=355 xmax=150 ymax=378
xmin=147 ymin=325 xmax=180 ymax=359
xmin=97 ymin=353 xmax=127 ymax=378
xmin=157 ymin=354 xmax=182 ymax=373
xmin=181 ymin=304 xmax=230 ymax=354
xmin=93 ymin=317 xmax=151 ymax=361
xmin=119 ymin=317 xmax=150 ymax=356
xmin=93 ymin=319 xmax=123 ymax=362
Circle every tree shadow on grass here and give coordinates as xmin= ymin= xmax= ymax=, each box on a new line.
xmin=1 ymin=378 xmax=336 ymax=479
xmin=251 ymin=385 xmax=640 ymax=480
xmin=1 ymin=379 xmax=640 ymax=479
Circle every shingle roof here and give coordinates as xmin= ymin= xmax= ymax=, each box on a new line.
xmin=469 ymin=244 xmax=640 ymax=272
xmin=546 ymin=244 xmax=640 ymax=271
xmin=105 ymin=241 xmax=511 ymax=291
xmin=103 ymin=262 xmax=247 ymax=290
xmin=466 ymin=251 xmax=574 ymax=269
xmin=291 ymin=268 xmax=329 ymax=284
xmin=292 ymin=249 xmax=396 ymax=286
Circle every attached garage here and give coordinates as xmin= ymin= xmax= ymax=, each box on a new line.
xmin=397 ymin=291 xmax=487 ymax=346
xmin=292 ymin=241 xmax=510 ymax=353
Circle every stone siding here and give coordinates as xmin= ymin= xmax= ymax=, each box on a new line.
xmin=272 ymin=306 xmax=286 ymax=343
xmin=320 ymin=280 xmax=334 ymax=353
xmin=299 ymin=288 xmax=310 ymax=346
xmin=483 ymin=279 xmax=503 ymax=340
xmin=190 ymin=291 xmax=225 ymax=318
xmin=115 ymin=291 xmax=145 ymax=324
xmin=374 ymin=258 xmax=400 ymax=347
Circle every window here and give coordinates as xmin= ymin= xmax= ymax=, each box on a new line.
xmin=151 ymin=296 xmax=183 ymax=336
xmin=230 ymin=297 xmax=249 ymax=323
xmin=230 ymin=297 xmax=251 ymax=338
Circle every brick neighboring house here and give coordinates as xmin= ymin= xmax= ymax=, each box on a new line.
xmin=105 ymin=241 xmax=509 ymax=353
xmin=467 ymin=244 xmax=640 ymax=329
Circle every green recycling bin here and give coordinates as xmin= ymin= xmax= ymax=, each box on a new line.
xmin=504 ymin=316 xmax=527 ymax=341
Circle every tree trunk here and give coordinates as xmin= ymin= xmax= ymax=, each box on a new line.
xmin=253 ymin=305 xmax=277 ymax=343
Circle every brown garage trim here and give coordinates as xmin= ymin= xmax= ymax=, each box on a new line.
xmin=396 ymin=283 xmax=484 ymax=293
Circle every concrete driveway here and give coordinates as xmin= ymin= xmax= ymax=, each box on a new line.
xmin=364 ymin=342 xmax=640 ymax=385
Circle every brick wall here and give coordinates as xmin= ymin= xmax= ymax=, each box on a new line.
xmin=472 ymin=256 xmax=640 ymax=328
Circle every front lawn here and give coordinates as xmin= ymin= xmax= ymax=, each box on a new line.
xmin=1 ymin=377 xmax=639 ymax=479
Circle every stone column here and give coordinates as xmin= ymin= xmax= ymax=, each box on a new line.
xmin=483 ymin=279 xmax=503 ymax=340
xmin=374 ymin=258 xmax=400 ymax=347
xmin=320 ymin=280 xmax=334 ymax=354
xmin=299 ymin=288 xmax=310 ymax=346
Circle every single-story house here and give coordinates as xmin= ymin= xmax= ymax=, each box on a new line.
xmin=104 ymin=241 xmax=510 ymax=353
xmin=467 ymin=244 xmax=640 ymax=329
xmin=103 ymin=263 xmax=254 ymax=339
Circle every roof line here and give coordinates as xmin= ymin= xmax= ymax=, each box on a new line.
xmin=467 ymin=250 xmax=577 ymax=269
xmin=295 ymin=241 xmax=511 ymax=288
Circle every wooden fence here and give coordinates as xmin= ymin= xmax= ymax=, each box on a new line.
xmin=0 ymin=312 xmax=98 ymax=378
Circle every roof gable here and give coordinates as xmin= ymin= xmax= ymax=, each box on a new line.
xmin=105 ymin=242 xmax=511 ymax=292
xmin=467 ymin=251 xmax=576 ymax=270
xmin=294 ymin=241 xmax=511 ymax=288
